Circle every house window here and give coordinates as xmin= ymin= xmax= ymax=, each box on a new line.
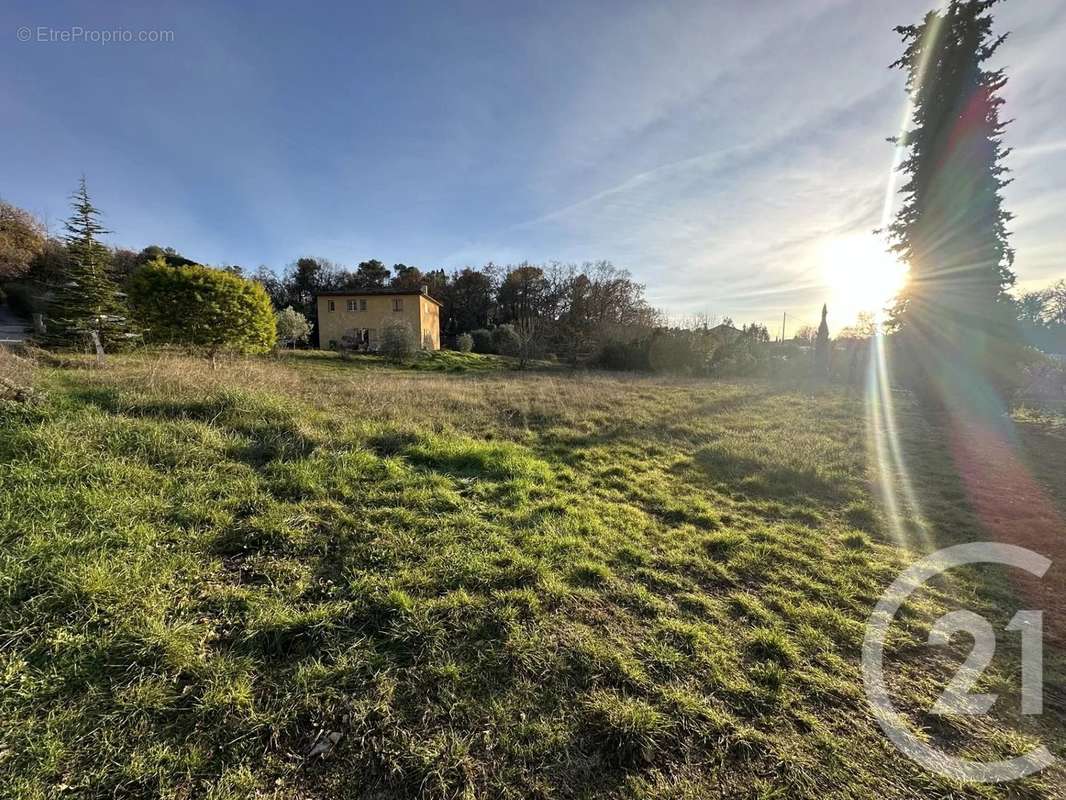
xmin=347 ymin=299 xmax=356 ymax=312
xmin=359 ymin=299 xmax=367 ymax=311
xmin=392 ymin=298 xmax=404 ymax=312
xmin=328 ymin=300 xmax=335 ymax=312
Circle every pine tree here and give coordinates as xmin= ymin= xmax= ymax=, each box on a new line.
xmin=42 ymin=178 xmax=134 ymax=351
xmin=887 ymin=0 xmax=1020 ymax=405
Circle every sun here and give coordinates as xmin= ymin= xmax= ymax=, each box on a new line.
xmin=821 ymin=234 xmax=908 ymax=324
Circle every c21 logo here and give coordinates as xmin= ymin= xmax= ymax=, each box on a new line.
xmin=862 ymin=542 xmax=1054 ymax=784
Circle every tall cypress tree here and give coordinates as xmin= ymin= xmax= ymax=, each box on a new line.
xmin=888 ymin=0 xmax=1019 ymax=405
xmin=814 ymin=304 xmax=831 ymax=378
xmin=42 ymin=178 xmax=134 ymax=350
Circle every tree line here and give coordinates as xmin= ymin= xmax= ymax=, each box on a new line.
xmin=250 ymin=256 xmax=661 ymax=355
xmin=1 ymin=169 xmax=1062 ymax=383
xmin=3 ymin=184 xmax=778 ymax=373
xmin=1016 ymin=281 xmax=1066 ymax=355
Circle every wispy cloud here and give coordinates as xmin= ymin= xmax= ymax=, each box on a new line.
xmin=442 ymin=0 xmax=1066 ymax=327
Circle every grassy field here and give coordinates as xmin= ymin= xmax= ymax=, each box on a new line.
xmin=0 ymin=348 xmax=1063 ymax=799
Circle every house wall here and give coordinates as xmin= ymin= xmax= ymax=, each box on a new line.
xmin=419 ymin=295 xmax=440 ymax=350
xmin=316 ymin=293 xmax=440 ymax=351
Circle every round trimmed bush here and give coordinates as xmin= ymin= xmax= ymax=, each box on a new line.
xmin=128 ymin=258 xmax=276 ymax=357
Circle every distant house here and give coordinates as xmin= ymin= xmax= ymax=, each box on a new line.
xmin=708 ymin=323 xmax=743 ymax=339
xmin=316 ymin=287 xmax=441 ymax=351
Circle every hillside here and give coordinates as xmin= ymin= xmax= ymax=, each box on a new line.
xmin=0 ymin=349 xmax=1063 ymax=799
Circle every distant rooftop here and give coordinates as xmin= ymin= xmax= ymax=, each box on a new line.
xmin=316 ymin=287 xmax=442 ymax=306
xmin=709 ymin=323 xmax=743 ymax=335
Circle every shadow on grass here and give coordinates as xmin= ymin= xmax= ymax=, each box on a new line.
xmin=691 ymin=445 xmax=853 ymax=506
xmin=283 ymin=349 xmax=543 ymax=375
xmin=694 ymin=391 xmax=772 ymax=417
xmin=226 ymin=423 xmax=318 ymax=468
xmin=63 ymin=383 xmax=320 ymax=469
xmin=63 ymin=384 xmax=235 ymax=422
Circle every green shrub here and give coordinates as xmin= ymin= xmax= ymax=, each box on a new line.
xmin=275 ymin=306 xmax=311 ymax=349
xmin=598 ymin=339 xmax=648 ymax=371
xmin=597 ymin=328 xmax=769 ymax=377
xmin=127 ymin=258 xmax=276 ymax=359
xmin=492 ymin=324 xmax=521 ymax=357
xmin=710 ymin=333 xmax=768 ymax=377
xmin=379 ymin=319 xmax=415 ymax=362
xmin=769 ymin=342 xmax=813 ymax=380
xmin=455 ymin=333 xmax=474 ymax=352
xmin=647 ymin=331 xmax=716 ymax=374
xmin=1019 ymin=354 xmax=1066 ymax=405
xmin=470 ymin=328 xmax=493 ymax=354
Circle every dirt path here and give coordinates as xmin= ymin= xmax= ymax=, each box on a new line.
xmin=949 ymin=416 xmax=1066 ymax=643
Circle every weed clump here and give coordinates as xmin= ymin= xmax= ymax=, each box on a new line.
xmin=581 ymin=690 xmax=670 ymax=766
xmin=745 ymin=627 xmax=799 ymax=667
xmin=701 ymin=530 xmax=745 ymax=559
xmin=842 ymin=531 xmax=869 ymax=549
xmin=404 ymin=433 xmax=552 ymax=482
xmin=570 ymin=560 xmax=612 ymax=587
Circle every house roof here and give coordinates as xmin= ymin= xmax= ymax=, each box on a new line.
xmin=316 ymin=287 xmax=442 ymax=306
xmin=709 ymin=323 xmax=743 ymax=336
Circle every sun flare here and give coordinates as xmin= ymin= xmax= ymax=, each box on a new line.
xmin=821 ymin=234 xmax=908 ymax=324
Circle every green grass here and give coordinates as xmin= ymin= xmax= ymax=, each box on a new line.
xmin=0 ymin=349 xmax=1063 ymax=798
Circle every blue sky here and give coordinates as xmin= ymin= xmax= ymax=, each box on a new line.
xmin=3 ymin=0 xmax=1065 ymax=330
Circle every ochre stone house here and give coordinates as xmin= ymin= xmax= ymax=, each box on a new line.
xmin=316 ymin=287 xmax=441 ymax=351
